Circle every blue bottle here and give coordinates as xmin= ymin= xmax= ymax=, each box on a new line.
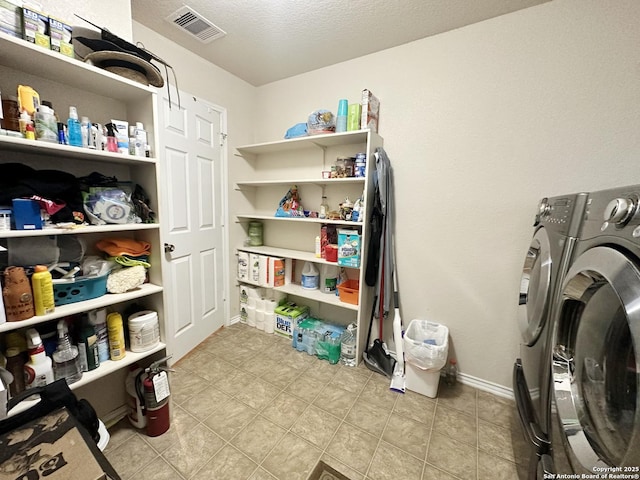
xmin=67 ymin=106 xmax=82 ymax=147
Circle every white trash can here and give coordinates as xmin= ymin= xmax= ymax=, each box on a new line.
xmin=403 ymin=319 xmax=449 ymax=398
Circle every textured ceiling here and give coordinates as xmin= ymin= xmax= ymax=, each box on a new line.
xmin=132 ymin=0 xmax=549 ymax=86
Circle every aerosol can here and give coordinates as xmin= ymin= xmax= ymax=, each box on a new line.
xmin=134 ymin=355 xmax=173 ymax=437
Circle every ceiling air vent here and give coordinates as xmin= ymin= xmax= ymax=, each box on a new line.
xmin=166 ymin=6 xmax=226 ymax=43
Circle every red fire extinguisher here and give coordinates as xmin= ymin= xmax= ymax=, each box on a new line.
xmin=135 ymin=355 xmax=172 ymax=437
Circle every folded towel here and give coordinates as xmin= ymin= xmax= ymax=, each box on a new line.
xmin=96 ymin=238 xmax=151 ymax=257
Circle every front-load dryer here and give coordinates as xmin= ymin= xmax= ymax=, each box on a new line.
xmin=548 ymin=185 xmax=640 ymax=474
xmin=513 ymin=192 xmax=588 ymax=479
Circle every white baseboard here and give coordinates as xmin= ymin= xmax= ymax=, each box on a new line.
xmin=101 ymin=405 xmax=129 ymax=429
xmin=228 ymin=315 xmax=241 ymax=326
xmin=458 ymin=372 xmax=514 ymax=400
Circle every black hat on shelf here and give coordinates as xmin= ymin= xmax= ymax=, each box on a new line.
xmin=72 ymin=26 xmax=164 ymax=88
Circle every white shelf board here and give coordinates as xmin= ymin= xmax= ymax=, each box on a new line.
xmin=7 ymin=343 xmax=166 ymax=417
xmin=0 ymin=284 xmax=163 ymax=333
xmin=238 ymin=245 xmax=360 ymax=269
xmin=236 ymin=214 xmax=363 ymax=227
xmin=236 ymin=178 xmax=365 ymax=188
xmin=235 ymin=130 xmax=371 ymax=156
xmin=0 ymin=32 xmax=155 ymax=102
xmin=0 ymin=134 xmax=157 ymax=165
xmin=238 ymin=279 xmax=358 ymax=311
xmin=0 ymin=223 xmax=159 ymax=239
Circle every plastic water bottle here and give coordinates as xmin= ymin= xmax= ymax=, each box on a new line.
xmin=340 ymin=323 xmax=357 ymax=367
xmin=445 ymin=359 xmax=458 ymax=386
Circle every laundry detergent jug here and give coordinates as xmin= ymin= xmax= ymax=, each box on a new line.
xmin=301 ymin=262 xmax=319 ymax=290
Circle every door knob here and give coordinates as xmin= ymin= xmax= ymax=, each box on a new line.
xmin=164 ymin=243 xmax=175 ymax=253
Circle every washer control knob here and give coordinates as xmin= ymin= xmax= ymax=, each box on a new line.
xmin=604 ymin=197 xmax=634 ymax=224
xmin=538 ymin=198 xmax=550 ymax=218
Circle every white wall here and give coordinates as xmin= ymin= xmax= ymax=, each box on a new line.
xmin=131 ymin=22 xmax=256 ymax=150
xmin=251 ymin=0 xmax=640 ymax=388
xmin=40 ymin=0 xmax=133 ymax=41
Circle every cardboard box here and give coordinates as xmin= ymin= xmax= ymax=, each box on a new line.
xmin=274 ymin=302 xmax=308 ymax=338
xmin=337 ymin=229 xmax=361 ymax=268
xmin=0 ymin=0 xmax=22 ymax=36
xmin=12 ymin=198 xmax=42 ymax=230
xmin=270 ymin=257 xmax=285 ymax=287
xmin=360 ymin=88 xmax=380 ymax=133
xmin=0 ymin=407 xmax=120 ymax=479
xmin=49 ymin=16 xmax=73 ymax=58
xmin=22 ymin=8 xmax=50 ymax=49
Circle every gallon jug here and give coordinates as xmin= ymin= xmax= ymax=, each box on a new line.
xmin=320 ymin=264 xmax=339 ymax=294
xmin=301 ymin=262 xmax=319 ymax=290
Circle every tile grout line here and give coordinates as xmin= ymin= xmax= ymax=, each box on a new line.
xmin=363 ymin=388 xmax=400 ymax=479
xmin=316 ymin=368 xmax=371 ymax=479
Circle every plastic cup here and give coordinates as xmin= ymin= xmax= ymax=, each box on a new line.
xmin=337 ymin=99 xmax=348 ymax=116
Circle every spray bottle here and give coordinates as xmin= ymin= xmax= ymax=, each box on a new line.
xmin=104 ymin=123 xmax=119 ymax=153
xmin=67 ymin=106 xmax=82 ymax=147
xmin=80 ymin=116 xmax=91 ymax=148
xmin=24 ymin=328 xmax=54 ymax=389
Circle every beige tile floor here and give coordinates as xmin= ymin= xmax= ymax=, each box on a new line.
xmin=104 ymin=323 xmax=529 ymax=480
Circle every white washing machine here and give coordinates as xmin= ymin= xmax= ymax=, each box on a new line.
xmin=546 ymin=186 xmax=640 ymax=474
xmin=513 ymin=193 xmax=588 ymax=479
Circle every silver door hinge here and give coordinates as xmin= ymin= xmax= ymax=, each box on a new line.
xmin=220 ymin=132 xmax=228 ymax=146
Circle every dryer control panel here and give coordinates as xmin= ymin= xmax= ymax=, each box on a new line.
xmin=583 ymin=186 xmax=640 ymax=239
xmin=536 ymin=194 xmax=587 ymax=238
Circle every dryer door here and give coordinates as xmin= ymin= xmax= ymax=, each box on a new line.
xmin=519 ymin=227 xmax=552 ymax=346
xmin=551 ymin=246 xmax=640 ymax=472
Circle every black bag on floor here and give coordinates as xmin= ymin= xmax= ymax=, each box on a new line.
xmin=0 ymin=379 xmax=100 ymax=444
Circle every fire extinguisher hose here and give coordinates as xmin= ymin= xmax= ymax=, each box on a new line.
xmin=135 ymin=369 xmax=147 ymax=414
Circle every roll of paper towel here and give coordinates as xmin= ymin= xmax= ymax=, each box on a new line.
xmin=256 ymin=309 xmax=265 ymax=331
xmin=270 ymin=290 xmax=287 ymax=305
xmin=247 ymin=305 xmax=256 ymax=327
xmin=250 ymin=253 xmax=260 ymax=283
xmin=264 ymin=312 xmax=275 ymax=334
xmin=259 ymin=255 xmax=270 ymax=287
xmin=264 ymin=299 xmax=278 ymax=314
xmin=237 ymin=251 xmax=249 ymax=281
xmin=247 ymin=296 xmax=257 ymax=308
xmin=240 ymin=285 xmax=263 ymax=305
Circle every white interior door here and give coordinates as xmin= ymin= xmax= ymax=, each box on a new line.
xmin=159 ymin=92 xmax=227 ymax=363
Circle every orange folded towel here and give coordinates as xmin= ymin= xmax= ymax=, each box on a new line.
xmin=95 ymin=238 xmax=151 ymax=257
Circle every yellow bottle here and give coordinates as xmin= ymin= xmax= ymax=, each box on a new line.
xmin=31 ymin=265 xmax=55 ymax=315
xmin=107 ymin=312 xmax=126 ymax=360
